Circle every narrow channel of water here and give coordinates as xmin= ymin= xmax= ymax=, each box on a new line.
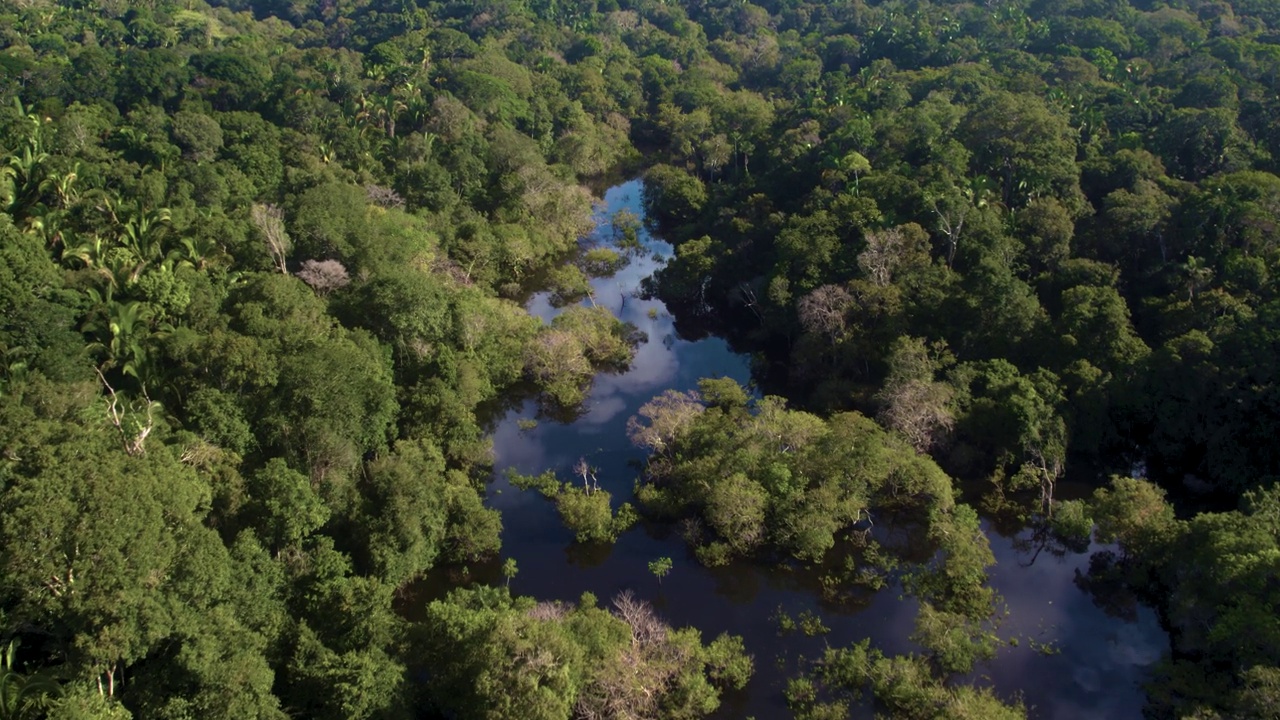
xmin=483 ymin=180 xmax=1167 ymax=718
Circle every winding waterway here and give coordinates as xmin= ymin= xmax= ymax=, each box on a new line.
xmin=484 ymin=180 xmax=1167 ymax=718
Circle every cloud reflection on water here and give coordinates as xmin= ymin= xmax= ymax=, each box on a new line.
xmin=981 ymin=525 xmax=1167 ymax=719
xmin=483 ymin=179 xmax=1167 ymax=720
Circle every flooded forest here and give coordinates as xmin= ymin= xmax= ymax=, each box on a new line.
xmin=0 ymin=0 xmax=1278 ymax=718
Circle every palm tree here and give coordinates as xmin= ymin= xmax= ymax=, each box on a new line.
xmin=175 ymin=232 xmax=230 ymax=272
xmin=1181 ymin=256 xmax=1214 ymax=300
xmin=0 ymin=640 xmax=61 ymax=720
xmin=396 ymin=81 xmax=430 ymax=135
xmin=23 ymin=207 xmax=66 ymax=248
xmin=347 ymin=94 xmax=376 ymax=138
xmin=0 ymin=344 xmax=29 ymax=397
xmin=317 ymin=140 xmax=336 ymax=164
xmin=84 ymin=294 xmax=154 ymax=381
xmin=5 ymin=134 xmax=50 ymax=224
xmin=60 ymin=232 xmax=103 ymax=269
xmin=45 ymin=163 xmax=80 ymax=208
xmin=101 ymin=198 xmax=172 ymax=283
xmin=367 ymin=93 xmax=408 ymax=139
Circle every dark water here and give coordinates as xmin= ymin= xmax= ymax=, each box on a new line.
xmin=483 ymin=181 xmax=1166 ymax=718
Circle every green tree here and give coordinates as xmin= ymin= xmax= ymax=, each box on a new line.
xmin=0 ymin=396 xmax=225 ymax=698
xmin=170 ymin=111 xmax=223 ymax=163
xmin=284 ymin=625 xmax=405 ymax=720
xmin=648 ymin=557 xmax=673 ymax=585
xmin=246 ymin=458 xmax=329 ymax=554
xmin=1090 ymin=477 xmax=1176 ymax=557
xmin=1155 ymin=107 xmax=1257 ymax=181
xmin=353 ymin=442 xmax=452 ymax=584
xmin=417 ymin=587 xmax=749 ymax=720
xmin=960 ymin=90 xmax=1083 ymax=212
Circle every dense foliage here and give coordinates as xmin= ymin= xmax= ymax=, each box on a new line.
xmin=0 ymin=0 xmax=1278 ymax=716
xmin=623 ymin=1 xmax=1280 ymax=711
xmin=417 ymin=586 xmax=752 ymax=720
xmin=0 ymin=0 xmax=675 ymax=716
xmin=638 ymin=0 xmax=1280 ymax=503
xmin=1066 ymin=478 xmax=1280 ymax=719
xmin=627 ymin=378 xmax=952 ymax=566
xmin=626 ymin=378 xmax=1020 ymax=714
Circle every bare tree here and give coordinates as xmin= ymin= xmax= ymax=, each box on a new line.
xmin=526 ymin=601 xmax=568 ymax=622
xmin=734 ymin=281 xmax=765 ymax=322
xmin=573 ymin=457 xmax=600 ymax=495
xmin=857 ymin=224 xmax=929 ymax=286
xmin=1022 ymin=445 xmax=1064 ymax=518
xmin=859 ymin=227 xmax=901 ymax=286
xmin=612 ymin=590 xmax=668 ymax=649
xmin=626 ymin=389 xmax=704 ymax=455
xmin=296 ymin=259 xmax=351 ymax=296
xmin=575 ymin=592 xmax=685 ymax=720
xmin=94 ymin=368 xmax=155 ymax=457
xmin=876 ymin=336 xmax=955 ymax=453
xmin=797 ymin=284 xmax=852 ymax=340
xmin=877 ymin=379 xmax=955 ymax=453
xmin=931 ymin=196 xmax=970 ymax=269
xmin=250 ymin=203 xmax=290 ymax=273
xmin=524 ymin=330 xmax=591 ymax=383
xmin=364 ymin=183 xmax=406 ymax=209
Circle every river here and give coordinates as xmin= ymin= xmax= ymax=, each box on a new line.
xmin=482 ymin=180 xmax=1167 ymax=719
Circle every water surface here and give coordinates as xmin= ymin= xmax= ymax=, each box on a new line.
xmin=485 ymin=180 xmax=1166 ymax=718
